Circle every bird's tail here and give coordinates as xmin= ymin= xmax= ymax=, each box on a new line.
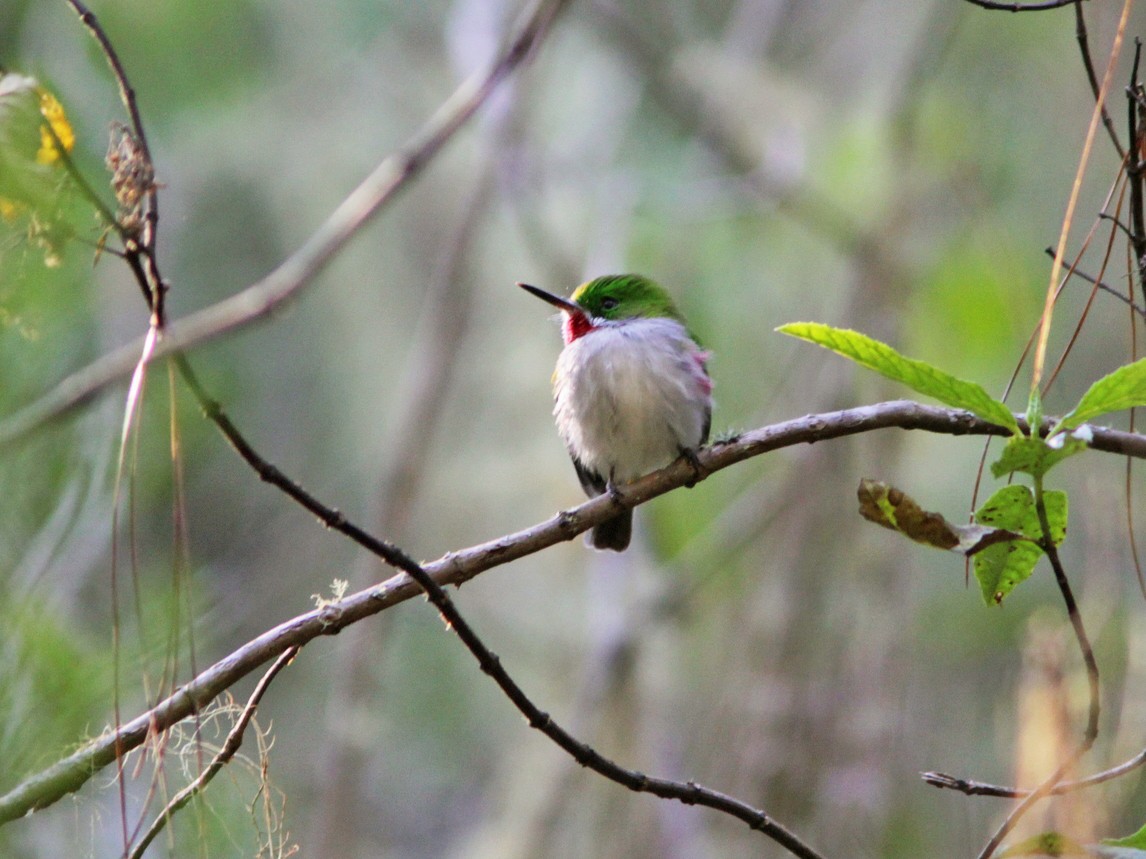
xmin=589 ymin=509 xmax=632 ymax=551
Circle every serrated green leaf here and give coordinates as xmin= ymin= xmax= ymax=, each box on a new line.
xmin=975 ymin=485 xmax=1067 ymax=542
xmin=972 ymin=485 xmax=1067 ymax=604
xmin=1057 ymin=357 xmax=1146 ymax=432
xmin=777 ymin=322 xmax=1019 ymax=432
xmin=991 ymin=433 xmax=1089 ymax=479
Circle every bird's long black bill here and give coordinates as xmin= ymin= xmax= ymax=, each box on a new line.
xmin=517 ymin=281 xmax=581 ymax=314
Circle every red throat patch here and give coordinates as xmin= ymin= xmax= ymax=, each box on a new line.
xmin=562 ymin=310 xmax=593 ymax=344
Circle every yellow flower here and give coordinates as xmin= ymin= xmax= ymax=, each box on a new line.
xmin=35 ymin=89 xmax=75 ymax=165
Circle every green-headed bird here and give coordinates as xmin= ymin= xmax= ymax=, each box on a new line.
xmin=519 ymin=274 xmax=713 ymax=551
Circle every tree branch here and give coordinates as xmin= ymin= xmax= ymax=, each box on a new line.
xmin=3 ymin=399 xmax=1144 ymax=828
xmin=0 ymin=0 xmax=570 ymax=450
xmin=925 ymin=733 xmax=1146 ymax=798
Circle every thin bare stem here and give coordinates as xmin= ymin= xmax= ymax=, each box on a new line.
xmin=962 ymin=0 xmax=1084 ymax=10
xmin=62 ymin=0 xmax=153 ymax=173
xmin=1042 ymin=245 xmax=1146 ymax=320
xmin=1074 ymin=0 xmax=1126 ymax=159
xmin=1127 ymin=39 xmax=1146 ymax=307
xmin=1032 ymin=0 xmax=1131 ymax=395
xmin=62 ymin=0 xmax=164 ymax=320
xmin=925 ymin=740 xmax=1146 ymax=798
xmin=127 ymin=646 xmax=299 ymax=859
xmin=1043 ymin=175 xmax=1128 ymax=392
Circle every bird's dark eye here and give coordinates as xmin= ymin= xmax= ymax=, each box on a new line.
xmin=600 ymin=297 xmax=619 ymax=310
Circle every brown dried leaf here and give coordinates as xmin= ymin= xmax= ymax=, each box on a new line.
xmin=857 ymin=479 xmax=1022 ymax=555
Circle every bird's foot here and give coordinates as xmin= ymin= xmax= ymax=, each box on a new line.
xmin=679 ymin=447 xmax=707 ymax=488
xmin=604 ymin=477 xmax=625 ymax=507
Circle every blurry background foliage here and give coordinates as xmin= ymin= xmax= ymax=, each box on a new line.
xmin=1 ymin=0 xmax=1145 ymax=857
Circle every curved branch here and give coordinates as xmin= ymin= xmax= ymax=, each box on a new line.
xmin=2 ymin=400 xmax=1144 ymax=826
xmin=0 ymin=0 xmax=570 ymax=450
xmin=924 ymin=739 xmax=1146 ymax=797
xmin=961 ymin=0 xmax=1080 ymax=10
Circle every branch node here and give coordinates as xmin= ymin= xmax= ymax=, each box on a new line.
xmin=555 ymin=508 xmax=580 ymax=539
xmin=317 ymin=604 xmax=343 ymax=629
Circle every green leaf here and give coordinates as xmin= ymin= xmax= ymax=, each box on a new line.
xmin=998 ymin=831 xmax=1092 ymax=856
xmin=1057 ymin=357 xmax=1146 ymax=432
xmin=973 ymin=539 xmax=1042 ymax=606
xmin=1104 ymin=822 xmax=1146 ymax=849
xmin=777 ymin=322 xmax=1020 ymax=433
xmin=991 ymin=433 xmax=1089 ymax=479
xmin=973 ymin=485 xmax=1067 ymax=605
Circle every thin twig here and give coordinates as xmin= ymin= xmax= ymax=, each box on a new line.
xmin=1031 ymin=0 xmax=1130 ymax=395
xmin=127 ymin=646 xmax=299 ymax=859
xmin=925 ymin=740 xmax=1146 ymax=798
xmin=1043 ymin=175 xmax=1134 ymax=392
xmin=3 ymin=400 xmax=1145 ymax=828
xmin=1043 ymin=246 xmax=1146 ymax=319
xmin=62 ymin=0 xmax=153 ymax=176
xmin=962 ymin=0 xmax=1082 ymax=10
xmin=1074 ymin=0 xmax=1125 ymax=159
xmin=1127 ymin=40 xmax=1146 ymax=308
xmin=62 ymin=0 xmax=164 ymax=314
xmin=308 ymin=145 xmax=499 ymax=852
xmin=39 ymin=118 xmax=160 ymax=312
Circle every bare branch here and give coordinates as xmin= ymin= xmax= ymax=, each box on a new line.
xmin=1043 ymin=246 xmax=1146 ymax=319
xmin=63 ymin=0 xmax=153 ymax=180
xmin=63 ymin=0 xmax=164 ymax=318
xmin=1073 ymin=1 xmax=1126 ymax=158
xmin=962 ymin=0 xmax=1082 ymax=11
xmin=924 ymin=739 xmax=1146 ymax=797
xmin=3 ymin=400 xmax=1144 ymax=828
xmin=0 ymin=0 xmax=570 ymax=450
xmin=1128 ymin=39 xmax=1146 ymax=307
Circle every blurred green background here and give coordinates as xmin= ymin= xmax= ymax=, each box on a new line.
xmin=3 ymin=0 xmax=1146 ymax=857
